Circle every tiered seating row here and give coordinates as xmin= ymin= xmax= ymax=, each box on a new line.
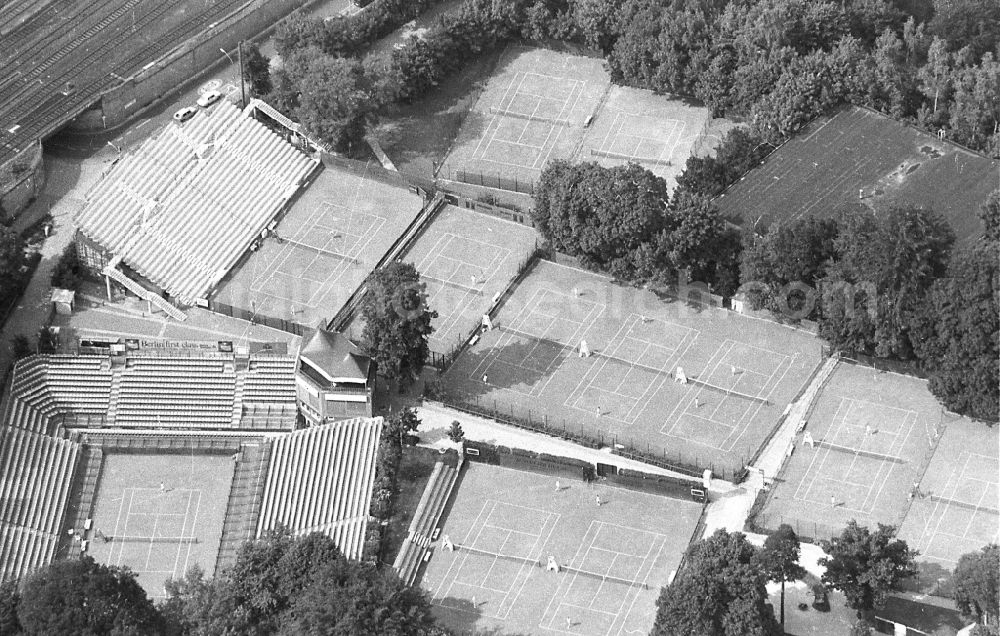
xmin=10 ymin=356 xmax=111 ymax=418
xmin=393 ymin=462 xmax=461 ymax=586
xmin=116 ymin=358 xmax=237 ymax=428
xmin=243 ymin=356 xmax=296 ymax=405
xmin=256 ymin=417 xmax=382 ymax=560
xmin=0 ymin=427 xmax=81 ymax=582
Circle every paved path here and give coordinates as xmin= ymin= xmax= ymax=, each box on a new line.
xmin=1 ymin=151 xmax=111 ymax=377
xmin=700 ymin=354 xmax=840 ymax=536
xmin=414 ymin=401 xmax=737 ymax=494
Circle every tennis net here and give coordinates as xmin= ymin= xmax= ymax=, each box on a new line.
xmin=456 ymin=544 xmax=648 ymax=590
xmin=591 ymin=148 xmax=673 ymax=167
xmin=424 ymin=275 xmax=484 ymax=297
xmin=686 ymin=378 xmax=771 ymax=405
xmin=817 ymin=441 xmax=907 ymax=465
xmin=497 ymin=327 xmax=674 ymax=380
xmin=488 ymin=107 xmax=571 ymax=127
xmin=926 ymin=495 xmax=999 ymax=515
xmin=107 ymin=535 xmax=199 ymax=544
xmin=280 ymin=237 xmax=361 ymax=265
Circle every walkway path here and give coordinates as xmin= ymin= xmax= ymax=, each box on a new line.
xmin=414 ymin=401 xmax=737 ymax=494
xmin=701 ymin=354 xmax=840 ymax=536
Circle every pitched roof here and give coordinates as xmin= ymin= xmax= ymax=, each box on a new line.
xmin=74 ymin=101 xmax=318 ymax=304
xmin=715 ymin=106 xmax=998 ymax=247
xmin=300 ymin=329 xmax=370 ymax=380
xmin=876 ymin=594 xmax=971 ymax=635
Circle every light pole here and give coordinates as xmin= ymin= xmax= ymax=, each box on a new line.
xmin=219 ymin=48 xmax=234 ymax=65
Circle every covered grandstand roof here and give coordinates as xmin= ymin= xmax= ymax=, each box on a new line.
xmin=256 ymin=417 xmax=383 ymax=560
xmin=75 ymin=101 xmax=318 ymax=305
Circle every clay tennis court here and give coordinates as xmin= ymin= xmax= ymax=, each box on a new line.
xmin=441 ymin=260 xmax=821 ymax=478
xmin=213 ymin=165 xmax=424 ymax=326
xmin=86 ymin=451 xmax=233 ymax=598
xmin=423 ymin=463 xmax=703 ymax=635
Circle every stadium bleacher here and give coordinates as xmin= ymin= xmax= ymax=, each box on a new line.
xmin=0 ymin=427 xmax=80 ymax=582
xmin=256 ymin=417 xmax=382 ymax=560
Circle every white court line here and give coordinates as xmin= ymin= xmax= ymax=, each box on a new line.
xmin=662 ymin=340 xmax=736 ymax=437
xmin=615 ymin=536 xmax=666 ymax=636
xmin=181 ymin=490 xmax=202 ymax=582
xmin=627 ymin=326 xmax=699 ymax=424
xmin=497 ymin=510 xmax=560 ymax=619
xmin=859 ymin=410 xmax=917 ymax=513
xmin=170 ymin=490 xmax=194 ymax=581
xmin=794 ymin=398 xmax=850 ymax=501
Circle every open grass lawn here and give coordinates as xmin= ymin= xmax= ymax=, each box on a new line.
xmin=381 ymin=445 xmax=442 ymax=566
xmin=377 ymin=47 xmax=504 ymax=179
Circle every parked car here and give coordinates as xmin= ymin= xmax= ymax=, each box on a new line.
xmin=196 ymin=90 xmax=223 ymax=108
xmin=173 ymin=106 xmax=197 ymax=122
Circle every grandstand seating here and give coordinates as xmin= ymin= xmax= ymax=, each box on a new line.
xmin=256 ymin=417 xmax=382 ymax=560
xmin=0 ymin=427 xmax=81 ymax=582
xmin=392 ymin=460 xmax=461 ymax=586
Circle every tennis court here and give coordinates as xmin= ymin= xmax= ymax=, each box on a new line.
xmin=575 ymin=86 xmax=712 ymax=189
xmin=441 ymin=260 xmax=820 ymax=478
xmin=755 ymin=363 xmax=936 ymax=541
xmin=86 ymin=451 xmax=234 ymax=598
xmin=398 ymin=204 xmax=538 ymax=356
xmin=900 ymin=415 xmax=1000 ymax=567
xmin=423 ymin=463 xmax=702 ymax=635
xmin=439 ymin=45 xmax=609 ymax=191
xmin=213 ymin=165 xmax=424 ymax=326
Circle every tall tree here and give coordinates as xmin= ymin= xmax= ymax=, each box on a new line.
xmin=17 ymin=556 xmax=163 ymax=636
xmin=952 ymin=544 xmax=1000 ymax=630
xmin=652 ymin=529 xmax=780 ymax=636
xmin=739 ymin=217 xmax=838 ymax=318
xmin=163 ymin=532 xmax=445 ymax=636
xmin=532 ymin=160 xmax=670 ymax=279
xmin=0 ymin=580 xmax=21 ymax=636
xmin=242 ymin=42 xmax=272 ymax=99
xmin=761 ymin=524 xmax=807 ymax=628
xmin=981 ymin=190 xmax=1000 ymax=242
xmin=0 ymin=226 xmax=24 ymax=305
xmin=820 ymin=205 xmax=953 ymax=359
xmin=906 ymin=241 xmax=999 ymax=421
xmin=664 ymin=192 xmax=741 ymax=295
xmin=819 ymin=521 xmax=919 ymax=618
xmin=675 ymin=128 xmax=772 ymax=198
xmin=297 ymin=55 xmax=376 ymax=154
xmin=360 ymin=261 xmax=436 ymax=386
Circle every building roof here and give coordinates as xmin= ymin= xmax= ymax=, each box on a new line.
xmin=75 ymin=101 xmax=317 ymax=305
xmin=256 ymin=417 xmax=383 ymax=560
xmin=300 ymin=329 xmax=370 ymax=381
xmin=877 ymin=594 xmax=972 ymax=635
xmin=716 ymin=106 xmax=998 ymax=247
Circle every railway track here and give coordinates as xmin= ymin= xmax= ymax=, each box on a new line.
xmin=0 ymin=0 xmax=250 ymax=166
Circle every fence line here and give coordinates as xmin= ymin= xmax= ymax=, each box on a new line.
xmin=437 ymin=165 xmax=536 ymax=195
xmin=427 ymin=395 xmax=735 ymax=481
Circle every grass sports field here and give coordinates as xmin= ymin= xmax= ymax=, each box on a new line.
xmin=756 ymin=363 xmax=944 ymax=541
xmin=441 ymin=260 xmax=821 ymax=478
xmin=439 ymin=45 xmax=610 ymax=190
xmin=400 ymin=204 xmax=539 ymax=357
xmin=423 ymin=463 xmax=703 ymax=635
xmin=213 ymin=165 xmax=424 ymax=326
xmin=900 ymin=415 xmax=999 ymax=568
xmin=714 ymin=106 xmax=995 ymax=246
xmin=574 ymin=86 xmax=711 ymax=190
xmin=86 ymin=452 xmax=234 ymax=598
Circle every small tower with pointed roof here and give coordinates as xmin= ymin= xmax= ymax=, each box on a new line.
xmin=295 ymin=328 xmax=374 ymax=425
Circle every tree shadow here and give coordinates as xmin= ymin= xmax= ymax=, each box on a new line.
xmin=440 ymin=335 xmax=569 ymax=405
xmin=900 ymin=560 xmax=954 ymax=596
